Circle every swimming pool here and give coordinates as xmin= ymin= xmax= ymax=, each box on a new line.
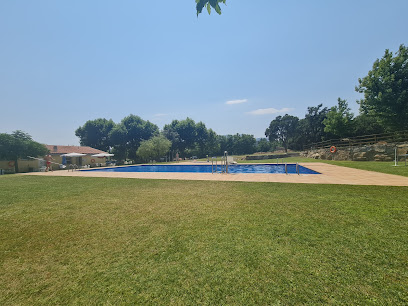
xmin=83 ymin=164 xmax=320 ymax=174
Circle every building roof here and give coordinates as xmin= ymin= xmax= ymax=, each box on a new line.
xmin=46 ymin=145 xmax=108 ymax=155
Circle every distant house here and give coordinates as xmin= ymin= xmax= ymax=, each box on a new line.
xmin=45 ymin=145 xmax=110 ymax=168
xmin=0 ymin=145 xmax=110 ymax=173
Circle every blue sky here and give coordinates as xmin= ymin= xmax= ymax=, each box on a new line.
xmin=1 ymin=0 xmax=407 ymax=145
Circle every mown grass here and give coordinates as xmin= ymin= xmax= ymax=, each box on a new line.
xmin=1 ymin=176 xmax=408 ymax=304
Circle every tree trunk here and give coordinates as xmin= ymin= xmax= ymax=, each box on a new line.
xmin=283 ymin=142 xmax=288 ymax=153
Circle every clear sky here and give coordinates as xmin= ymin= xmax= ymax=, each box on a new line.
xmin=1 ymin=0 xmax=407 ymax=145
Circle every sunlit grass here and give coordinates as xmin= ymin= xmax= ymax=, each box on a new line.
xmin=1 ymin=176 xmax=408 ymax=304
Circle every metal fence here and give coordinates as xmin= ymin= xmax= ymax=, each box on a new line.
xmin=304 ymin=130 xmax=408 ymax=151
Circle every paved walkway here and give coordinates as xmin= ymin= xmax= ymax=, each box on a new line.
xmin=22 ymin=162 xmax=408 ymax=186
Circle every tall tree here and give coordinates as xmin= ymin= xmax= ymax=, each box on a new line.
xmin=162 ymin=127 xmax=180 ymax=160
xmin=0 ymin=131 xmax=48 ymax=173
xmin=217 ymin=135 xmax=234 ymax=155
xmin=352 ymin=114 xmax=385 ymax=136
xmin=356 ymin=44 xmax=408 ymax=131
xmin=150 ymin=136 xmax=172 ymax=160
xmin=136 ymin=136 xmax=172 ymax=162
xmin=163 ymin=118 xmax=200 ymax=156
xmin=302 ymin=104 xmax=329 ymax=143
xmin=75 ymin=118 xmax=115 ymax=151
xmin=203 ymin=128 xmax=220 ymax=156
xmin=195 ymin=121 xmax=209 ymax=156
xmin=232 ymin=134 xmax=256 ymax=155
xmin=265 ymin=115 xmax=299 ymax=153
xmin=110 ymin=115 xmax=159 ymax=160
xmin=135 ymin=139 xmax=154 ymax=162
xmin=323 ymin=98 xmax=354 ymax=139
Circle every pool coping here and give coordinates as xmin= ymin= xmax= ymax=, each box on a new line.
xmin=80 ymin=163 xmax=320 ymax=175
xmin=21 ymin=162 xmax=408 ymax=186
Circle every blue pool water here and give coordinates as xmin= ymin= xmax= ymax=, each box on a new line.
xmin=82 ymin=164 xmax=320 ymax=174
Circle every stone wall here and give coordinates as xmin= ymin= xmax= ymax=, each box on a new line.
xmin=246 ymin=153 xmax=300 ymax=160
xmin=302 ymin=143 xmax=408 ymax=161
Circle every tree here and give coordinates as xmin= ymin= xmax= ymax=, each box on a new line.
xmin=150 ymin=136 xmax=172 ymax=160
xmin=0 ymin=131 xmax=48 ymax=173
xmin=265 ymin=115 xmax=299 ymax=153
xmin=136 ymin=136 xmax=172 ymax=162
xmin=75 ymin=118 xmax=115 ymax=152
xmin=356 ymin=44 xmax=408 ymax=131
xmin=217 ymin=135 xmax=233 ymax=155
xmin=302 ymin=104 xmax=329 ymax=143
xmin=232 ymin=134 xmax=257 ymax=155
xmin=109 ymin=124 xmax=128 ymax=162
xmin=136 ymin=140 xmax=154 ymax=162
xmin=352 ymin=114 xmax=385 ymax=136
xmin=256 ymin=138 xmax=273 ymax=152
xmin=109 ymin=115 xmax=159 ymax=161
xmin=323 ymin=98 xmax=354 ymax=139
xmin=203 ymin=128 xmax=220 ymax=156
xmin=196 ymin=0 xmax=226 ymax=16
xmin=195 ymin=121 xmax=209 ymax=156
xmin=162 ymin=127 xmax=180 ymax=160
xmin=163 ymin=118 xmax=202 ymax=157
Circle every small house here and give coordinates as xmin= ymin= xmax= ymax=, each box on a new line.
xmin=0 ymin=145 xmax=111 ymax=173
xmin=45 ymin=145 xmax=110 ymax=168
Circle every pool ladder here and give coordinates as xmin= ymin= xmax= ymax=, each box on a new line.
xmin=284 ymin=163 xmax=300 ymax=175
xmin=211 ymin=152 xmax=229 ymax=174
xmin=210 ymin=158 xmax=300 ymax=175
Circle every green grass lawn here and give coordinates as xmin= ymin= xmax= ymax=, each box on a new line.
xmin=1 ymin=176 xmax=408 ymax=304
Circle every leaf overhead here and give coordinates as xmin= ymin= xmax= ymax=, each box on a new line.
xmin=196 ymin=0 xmax=226 ymax=16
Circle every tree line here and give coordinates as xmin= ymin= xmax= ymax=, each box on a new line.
xmin=265 ymin=99 xmax=383 ymax=152
xmin=75 ymin=115 xmax=268 ymax=162
xmin=266 ymin=44 xmax=408 ymax=152
xmin=76 ymin=44 xmax=407 ymax=159
xmin=76 ymin=44 xmax=407 ymax=158
xmin=2 ymin=44 xmax=406 ymax=169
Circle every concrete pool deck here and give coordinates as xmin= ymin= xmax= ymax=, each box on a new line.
xmin=22 ymin=162 xmax=408 ymax=186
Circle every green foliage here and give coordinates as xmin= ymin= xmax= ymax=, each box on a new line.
xmin=109 ymin=115 xmax=159 ymax=161
xmin=0 ymin=131 xmax=48 ymax=173
xmin=136 ymin=136 xmax=172 ymax=161
xmin=196 ymin=0 xmax=226 ymax=16
xmin=162 ymin=118 xmax=257 ymax=157
xmin=265 ymin=115 xmax=300 ymax=152
xmin=202 ymin=128 xmax=220 ymax=156
xmin=74 ymin=115 xmax=258 ymax=161
xmin=232 ymin=134 xmax=257 ymax=155
xmin=352 ymin=114 xmax=385 ymax=136
xmin=302 ymin=104 xmax=329 ymax=143
xmin=151 ymin=135 xmax=172 ymax=158
xmin=195 ymin=122 xmax=209 ymax=154
xmin=256 ymin=138 xmax=274 ymax=152
xmin=356 ymin=44 xmax=408 ymax=130
xmin=75 ymin=118 xmax=115 ymax=152
xmin=163 ymin=118 xmax=205 ymax=157
xmin=135 ymin=140 xmax=154 ymax=162
xmin=323 ymin=98 xmax=354 ymax=138
xmin=216 ymin=134 xmax=257 ymax=156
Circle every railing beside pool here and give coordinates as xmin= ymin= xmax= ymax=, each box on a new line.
xmin=304 ymin=130 xmax=408 ymax=151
